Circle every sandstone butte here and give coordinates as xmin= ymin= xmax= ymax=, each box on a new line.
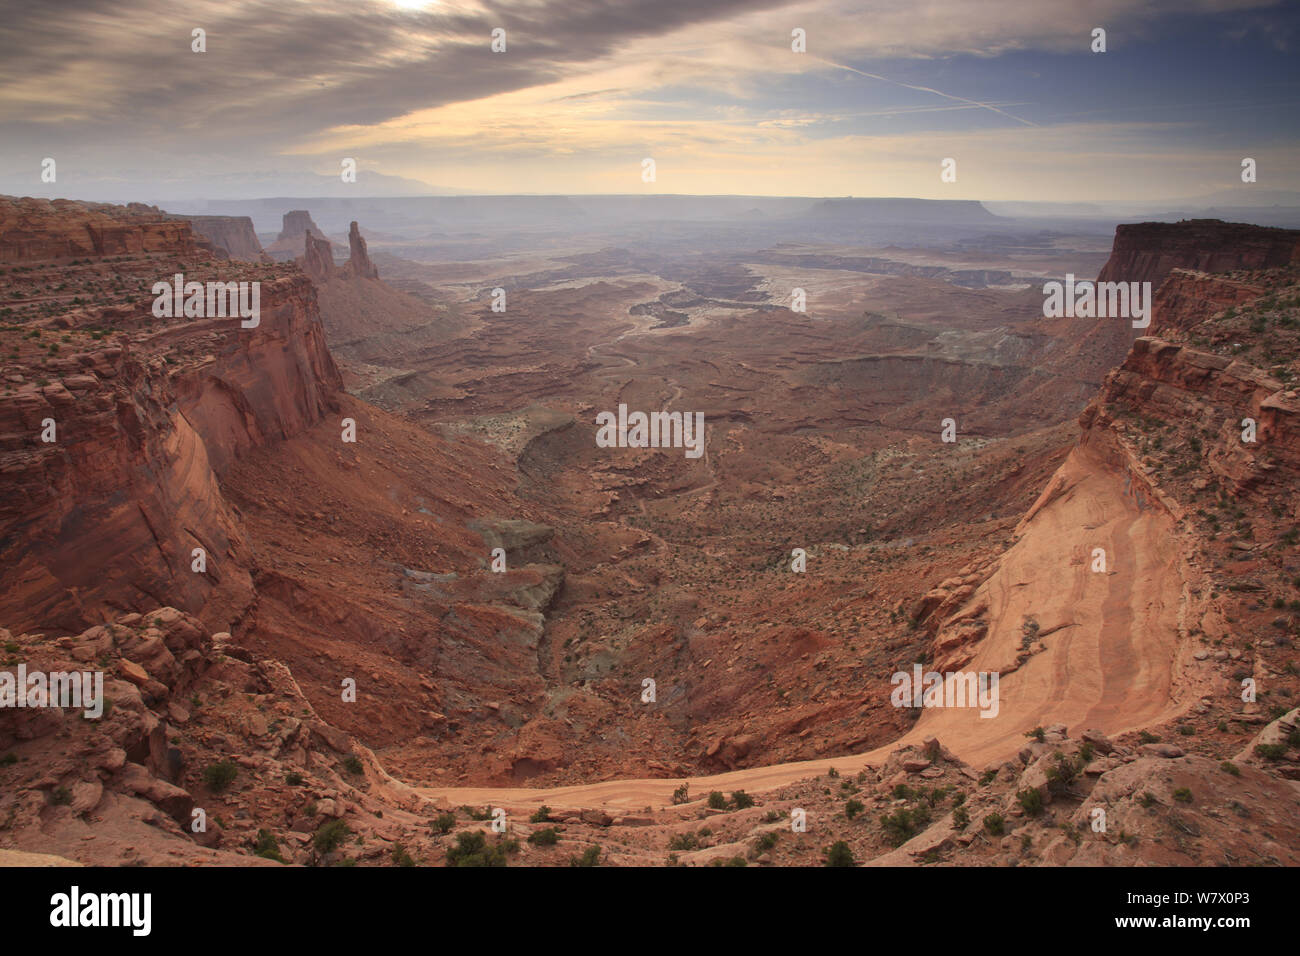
xmin=0 ymin=197 xmax=1298 ymax=867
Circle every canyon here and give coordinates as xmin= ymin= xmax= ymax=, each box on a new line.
xmin=1 ymin=197 xmax=1298 ymax=867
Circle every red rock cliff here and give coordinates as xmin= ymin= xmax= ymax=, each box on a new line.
xmin=1097 ymin=219 xmax=1300 ymax=288
xmin=0 ymin=197 xmax=342 ymax=633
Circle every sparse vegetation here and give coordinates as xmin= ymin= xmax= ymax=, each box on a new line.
xmin=528 ymin=827 xmax=560 ymax=846
xmin=824 ymin=841 xmax=855 ymax=867
xmin=202 ymin=759 xmax=238 ymax=792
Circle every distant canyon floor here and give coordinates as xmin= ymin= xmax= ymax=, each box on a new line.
xmin=298 ymin=234 xmax=1117 ymax=788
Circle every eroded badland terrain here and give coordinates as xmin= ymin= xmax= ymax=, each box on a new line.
xmin=1 ymin=195 xmax=1298 ymax=867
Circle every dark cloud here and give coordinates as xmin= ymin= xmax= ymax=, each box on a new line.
xmin=0 ymin=0 xmax=791 ymax=145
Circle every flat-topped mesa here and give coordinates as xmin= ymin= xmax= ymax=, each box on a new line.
xmin=0 ymin=196 xmax=214 ymax=262
xmin=342 ymin=221 xmax=378 ymax=280
xmin=1097 ymin=219 xmax=1300 ymax=288
xmin=276 ymin=209 xmax=328 ymax=242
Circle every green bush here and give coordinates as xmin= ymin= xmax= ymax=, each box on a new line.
xmin=313 ymin=819 xmax=351 ymax=854
xmin=984 ymin=813 xmax=1005 ymax=836
xmin=845 ymin=798 xmax=864 ymax=820
xmin=569 ymin=846 xmax=601 ymax=867
xmin=254 ymin=829 xmax=285 ymax=862
xmin=528 ymin=827 xmax=559 ymax=846
xmin=529 ymin=806 xmax=552 ymax=823
xmin=880 ymin=805 xmax=931 ymax=846
xmin=445 ymin=830 xmax=507 ymax=867
xmin=707 ymin=791 xmax=727 ymax=810
xmin=1017 ymin=788 xmax=1045 ymax=816
xmin=432 ymin=812 xmax=456 ymax=834
xmin=824 ymin=841 xmax=855 ymax=867
xmin=730 ymin=790 xmax=754 ymax=810
xmin=390 ymin=843 xmax=416 ymax=867
xmin=202 ymin=759 xmax=238 ymax=792
xmin=342 ymin=755 xmax=364 ymax=775
xmin=667 ymin=831 xmax=700 ymax=852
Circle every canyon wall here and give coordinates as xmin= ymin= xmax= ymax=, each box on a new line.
xmin=0 ymin=197 xmax=211 ymax=262
xmin=1096 ymin=219 xmax=1300 ymax=287
xmin=0 ymin=199 xmax=342 ymax=633
xmin=912 ymin=224 xmax=1300 ymax=764
xmin=177 ymin=215 xmax=268 ymax=262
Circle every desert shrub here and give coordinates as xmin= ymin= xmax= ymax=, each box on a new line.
xmin=529 ymin=806 xmax=552 ymax=823
xmin=845 ymin=798 xmax=864 ymax=820
xmin=824 ymin=841 xmax=855 ymax=867
xmin=667 ymin=831 xmax=700 ymax=852
xmin=253 ymin=828 xmax=284 ymax=862
xmin=1017 ymin=788 xmax=1045 ymax=816
xmin=880 ymin=805 xmax=931 ymax=846
xmin=984 ymin=813 xmax=1006 ymax=836
xmin=445 ymin=830 xmax=507 ymax=867
xmin=202 ymin=759 xmax=238 ymax=792
xmin=390 ymin=843 xmax=416 ymax=867
xmin=528 ymin=827 xmax=559 ymax=846
xmin=313 ymin=820 xmax=351 ymax=854
xmin=432 ymin=812 xmax=456 ymax=834
xmin=569 ymin=846 xmax=601 ymax=867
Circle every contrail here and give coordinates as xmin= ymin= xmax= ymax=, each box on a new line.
xmin=812 ymin=56 xmax=1038 ymax=127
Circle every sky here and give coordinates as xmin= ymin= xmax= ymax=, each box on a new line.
xmin=1 ymin=0 xmax=1298 ymax=201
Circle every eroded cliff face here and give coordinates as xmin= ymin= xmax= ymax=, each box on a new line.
xmin=912 ymin=234 xmax=1300 ymax=765
xmin=1096 ymin=219 xmax=1300 ymax=287
xmin=0 ymin=197 xmax=212 ymax=262
xmin=176 ymin=215 xmax=268 ymax=262
xmin=0 ymin=198 xmax=341 ymax=633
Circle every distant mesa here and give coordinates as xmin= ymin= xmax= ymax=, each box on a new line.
xmin=806 ymin=197 xmax=1002 ymax=224
xmin=266 ymin=209 xmax=343 ymax=261
xmin=277 ymin=209 xmax=328 ymax=243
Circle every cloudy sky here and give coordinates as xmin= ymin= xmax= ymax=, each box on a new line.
xmin=1 ymin=0 xmax=1297 ymax=201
